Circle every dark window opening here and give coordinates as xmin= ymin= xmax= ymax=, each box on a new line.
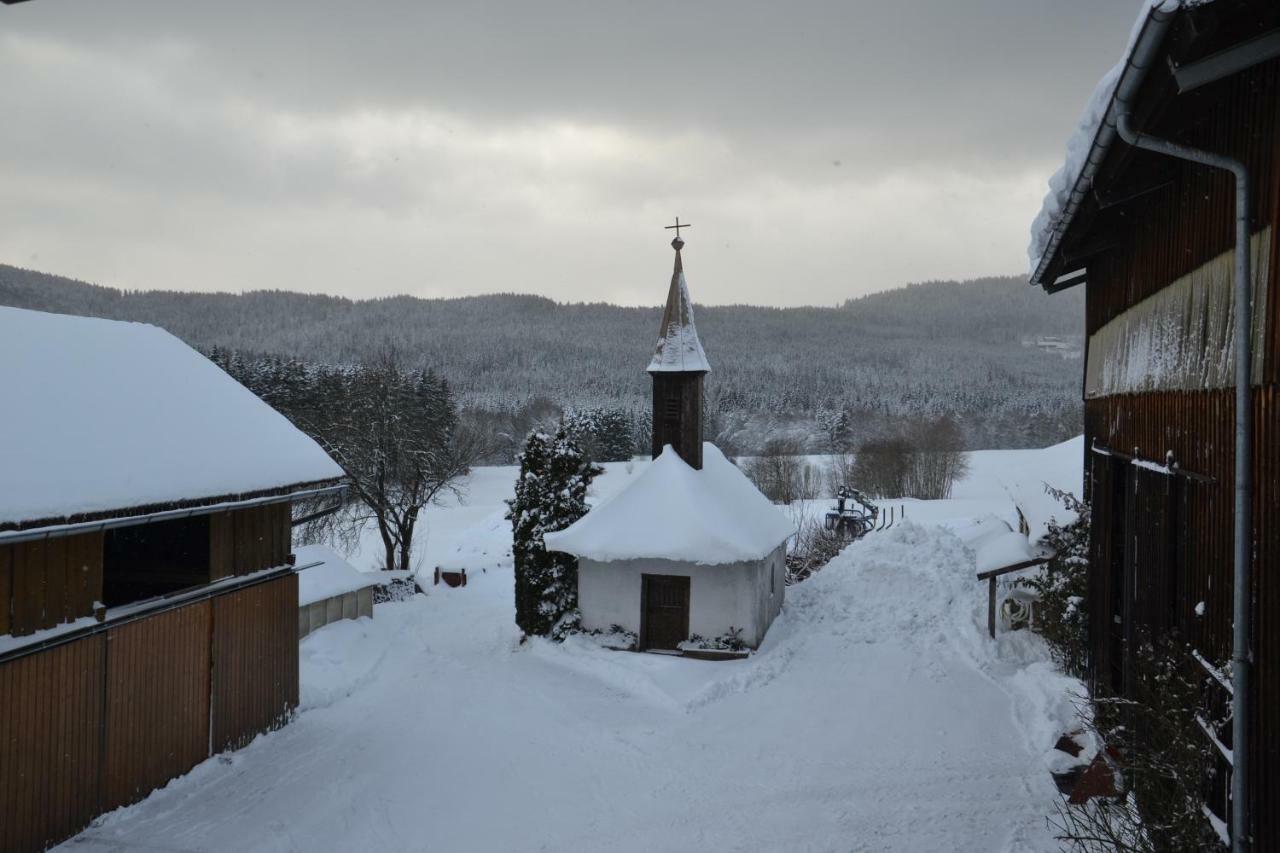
xmin=103 ymin=516 xmax=212 ymax=608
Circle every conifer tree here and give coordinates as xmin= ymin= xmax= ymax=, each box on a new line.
xmin=507 ymin=426 xmax=603 ymax=639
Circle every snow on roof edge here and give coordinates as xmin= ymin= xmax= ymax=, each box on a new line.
xmin=544 ymin=443 xmax=793 ymax=565
xmin=1028 ymin=0 xmax=1206 ymax=282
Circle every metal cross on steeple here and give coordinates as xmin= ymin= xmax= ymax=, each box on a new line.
xmin=664 ymin=217 xmax=691 ymax=239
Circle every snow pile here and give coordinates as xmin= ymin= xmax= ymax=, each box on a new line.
xmin=647 ymin=266 xmax=710 ymax=373
xmin=962 ymin=517 xmax=1037 ymax=574
xmin=0 ymin=307 xmax=344 ymax=528
xmin=544 ymin=443 xmax=794 ymax=564
xmin=1028 ymin=0 xmax=1207 ymax=275
xmin=959 ymin=436 xmax=1084 ymax=543
xmin=295 ymin=544 xmax=376 ymax=606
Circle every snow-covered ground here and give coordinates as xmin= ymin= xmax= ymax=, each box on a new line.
xmin=62 ymin=440 xmax=1086 ymax=853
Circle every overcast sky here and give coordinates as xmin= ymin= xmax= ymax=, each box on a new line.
xmin=0 ymin=1 xmax=1141 ymax=306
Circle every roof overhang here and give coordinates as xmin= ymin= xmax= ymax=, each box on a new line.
xmin=1029 ymin=3 xmax=1181 ymax=290
xmin=0 ymin=480 xmax=346 ymax=545
xmin=1031 ymin=1 xmax=1280 ymax=292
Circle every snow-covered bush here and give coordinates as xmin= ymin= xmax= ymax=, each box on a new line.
xmin=587 ymin=625 xmax=638 ymax=651
xmin=786 ymin=511 xmax=846 ymax=584
xmin=507 ymin=427 xmax=603 ymax=640
xmin=1016 ymin=486 xmax=1088 ymax=676
xmin=684 ymin=627 xmax=746 ymax=652
xmin=1052 ymin=635 xmax=1224 ymax=853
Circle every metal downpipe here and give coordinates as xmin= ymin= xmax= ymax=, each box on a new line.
xmin=1116 ymin=112 xmax=1253 ymax=852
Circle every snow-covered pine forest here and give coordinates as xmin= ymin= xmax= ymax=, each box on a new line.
xmin=0 ymin=264 xmax=1083 ymax=452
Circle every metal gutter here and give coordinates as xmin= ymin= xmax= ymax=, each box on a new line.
xmin=1115 ymin=109 xmax=1254 ymax=853
xmin=0 ymin=483 xmax=347 ymax=547
xmin=1030 ymin=3 xmax=1179 ymax=288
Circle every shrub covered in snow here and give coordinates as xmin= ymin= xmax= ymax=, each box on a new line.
xmin=1017 ymin=486 xmax=1090 ymax=676
xmin=683 ymin=627 xmax=747 ymax=652
xmin=507 ymin=427 xmax=603 ymax=640
xmin=1052 ymin=634 xmax=1225 ymax=853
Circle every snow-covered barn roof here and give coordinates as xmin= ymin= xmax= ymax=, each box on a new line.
xmin=0 ymin=307 xmax=344 ymax=531
xmin=1028 ymin=0 xmax=1213 ymax=287
xmin=544 ymin=443 xmax=794 ymax=565
xmin=647 ymin=238 xmax=710 ymax=374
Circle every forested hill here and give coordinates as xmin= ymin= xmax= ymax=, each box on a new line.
xmin=0 ymin=264 xmax=1085 ymax=449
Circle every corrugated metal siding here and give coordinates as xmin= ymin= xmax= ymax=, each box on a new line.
xmin=102 ymin=601 xmax=212 ymax=812
xmin=1077 ymin=60 xmax=1280 ymax=847
xmin=211 ymin=573 xmax=299 ymax=752
xmin=1085 ymin=387 xmax=1277 ymax=848
xmin=0 ymin=634 xmax=105 ymax=853
xmin=1086 ymin=60 xmax=1280 ymax=375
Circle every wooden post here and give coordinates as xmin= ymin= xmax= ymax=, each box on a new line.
xmin=988 ymin=577 xmax=997 ymax=639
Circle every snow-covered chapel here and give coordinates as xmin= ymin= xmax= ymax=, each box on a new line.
xmin=545 ymin=232 xmax=794 ymax=651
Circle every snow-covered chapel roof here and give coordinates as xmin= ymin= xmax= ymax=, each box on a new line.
xmin=1028 ymin=0 xmax=1213 ymax=286
xmin=0 ymin=307 xmax=345 ymax=531
xmin=647 ymin=237 xmax=710 ymax=374
xmin=544 ymin=443 xmax=794 ymax=565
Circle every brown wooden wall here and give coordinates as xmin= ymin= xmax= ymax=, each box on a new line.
xmin=212 ymin=573 xmax=299 ymax=751
xmin=102 ymin=601 xmax=212 ymax=812
xmin=651 ymin=372 xmax=704 ymax=469
xmin=210 ymin=502 xmax=292 ymax=581
xmin=0 ymin=634 xmax=104 ymax=853
xmin=1077 ymin=51 xmax=1280 ymax=850
xmin=0 ymin=572 xmax=299 ymax=853
xmin=1 ymin=502 xmax=291 ymax=641
xmin=0 ymin=532 xmax=103 ymax=638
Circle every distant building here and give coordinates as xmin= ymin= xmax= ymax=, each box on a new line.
xmin=0 ymin=307 xmax=344 ymax=853
xmin=546 ymin=235 xmax=793 ymax=651
xmin=1030 ymin=1 xmax=1278 ymax=847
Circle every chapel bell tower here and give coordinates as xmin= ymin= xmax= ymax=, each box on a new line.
xmin=647 ymin=220 xmax=710 ymax=470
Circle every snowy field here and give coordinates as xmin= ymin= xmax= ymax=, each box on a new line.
xmin=63 ymin=439 xmax=1086 ymax=853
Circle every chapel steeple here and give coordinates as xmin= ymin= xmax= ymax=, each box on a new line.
xmin=648 ymin=221 xmax=710 ymax=469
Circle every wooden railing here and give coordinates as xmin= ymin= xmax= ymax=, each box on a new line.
xmin=976 ymin=556 xmax=1052 ymax=639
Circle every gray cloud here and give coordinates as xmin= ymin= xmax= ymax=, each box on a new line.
xmin=0 ymin=1 xmax=1143 ymax=306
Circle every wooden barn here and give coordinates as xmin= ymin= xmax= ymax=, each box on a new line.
xmin=1030 ymin=1 xmax=1279 ymax=848
xmin=0 ymin=307 xmax=345 ymax=852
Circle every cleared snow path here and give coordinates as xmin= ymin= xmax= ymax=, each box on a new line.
xmin=63 ymin=514 xmax=1072 ymax=852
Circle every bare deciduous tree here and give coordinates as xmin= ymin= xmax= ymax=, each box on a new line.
xmin=311 ymin=350 xmax=488 ymax=572
xmin=743 ymin=437 xmax=820 ymax=505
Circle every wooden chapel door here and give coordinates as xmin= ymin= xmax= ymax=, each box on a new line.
xmin=641 ymin=574 xmax=690 ymax=651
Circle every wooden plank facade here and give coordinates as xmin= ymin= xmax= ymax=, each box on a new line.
xmin=0 ymin=503 xmax=300 ymax=853
xmin=1036 ymin=5 xmax=1280 ymax=846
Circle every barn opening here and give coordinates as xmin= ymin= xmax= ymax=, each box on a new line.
xmin=102 ymin=516 xmax=212 ymax=607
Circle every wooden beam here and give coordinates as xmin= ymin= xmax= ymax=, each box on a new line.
xmin=1045 ymin=271 xmax=1088 ymax=294
xmin=976 ymin=556 xmax=1052 ymax=582
xmin=1175 ymin=29 xmax=1280 ymax=93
